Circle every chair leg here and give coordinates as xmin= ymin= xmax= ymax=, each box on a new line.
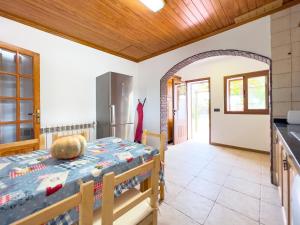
xmin=159 ymin=183 xmax=165 ymax=202
xmin=152 ymin=210 xmax=158 ymax=225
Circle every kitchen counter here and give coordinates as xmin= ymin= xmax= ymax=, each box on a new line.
xmin=274 ymin=119 xmax=300 ymax=174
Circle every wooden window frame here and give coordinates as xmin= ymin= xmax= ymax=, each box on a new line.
xmin=224 ymin=70 xmax=269 ymax=115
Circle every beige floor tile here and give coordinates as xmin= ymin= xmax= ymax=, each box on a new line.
xmin=205 ymin=203 xmax=259 ymax=225
xmin=260 ymin=174 xmax=277 ymax=188
xmin=162 ymin=141 xmax=283 ymax=225
xmin=213 ymin=157 xmax=238 ymax=167
xmin=217 ymin=188 xmax=260 ymax=221
xmin=187 ymin=177 xmax=222 ymax=201
xmin=165 ymin=161 xmax=205 ymax=177
xmin=260 ymin=201 xmax=285 ymax=225
xmin=261 ymin=164 xmax=271 ymax=176
xmin=230 ymin=168 xmax=261 ymax=184
xmin=260 ymin=157 xmax=271 ymax=168
xmin=234 ymin=160 xmax=262 ymax=173
xmin=185 ymin=158 xmax=211 ymax=169
xmin=158 ymin=203 xmax=197 ymax=225
xmin=261 ymin=185 xmax=281 ymax=206
xmin=198 ymin=169 xmax=229 ymax=185
xmin=170 ymin=189 xmax=214 ymax=224
xmin=205 ymin=161 xmax=233 ymax=175
xmin=164 ymin=180 xmax=185 ymax=204
xmin=224 ymin=176 xmax=261 ymax=199
xmin=165 ymin=168 xmax=195 ymax=187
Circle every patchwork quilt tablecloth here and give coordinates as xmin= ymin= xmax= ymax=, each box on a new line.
xmin=0 ymin=137 xmax=160 ymax=225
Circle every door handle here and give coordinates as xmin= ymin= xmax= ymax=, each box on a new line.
xmin=110 ymin=105 xmax=115 ymax=125
xmin=283 ymin=159 xmax=289 ymax=171
xmin=111 ymin=126 xmax=116 ymax=137
xmin=28 ymin=109 xmax=40 ymax=123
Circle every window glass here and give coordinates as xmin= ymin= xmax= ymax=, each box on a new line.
xmin=248 ymin=76 xmax=266 ymax=110
xmin=19 ymin=54 xmax=33 ymax=75
xmin=0 ymin=100 xmax=16 ymax=122
xmin=0 ymin=48 xmax=16 ymax=73
xmin=0 ymin=75 xmax=16 ymax=97
xmin=228 ymin=77 xmax=244 ymax=111
xmin=0 ymin=124 xmax=16 ymax=144
xmin=20 ymin=77 xmax=33 ymax=98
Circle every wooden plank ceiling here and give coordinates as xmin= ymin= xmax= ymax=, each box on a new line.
xmin=0 ymin=0 xmax=298 ymax=62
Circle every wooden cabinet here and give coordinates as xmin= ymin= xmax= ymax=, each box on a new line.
xmin=276 ymin=134 xmax=282 ymax=195
xmin=275 ymin=129 xmax=299 ymax=225
xmin=281 ymin=149 xmax=290 ymax=224
xmin=288 ymin=159 xmax=297 ymax=225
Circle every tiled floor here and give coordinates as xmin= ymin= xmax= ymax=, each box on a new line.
xmin=158 ymin=140 xmax=285 ymax=225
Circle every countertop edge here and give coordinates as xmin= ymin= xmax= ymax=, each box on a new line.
xmin=274 ymin=122 xmax=300 ymax=174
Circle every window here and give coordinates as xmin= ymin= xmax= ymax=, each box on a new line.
xmin=224 ymin=70 xmax=269 ymax=114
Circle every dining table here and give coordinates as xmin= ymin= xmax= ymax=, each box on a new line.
xmin=0 ymin=137 xmax=161 ymax=225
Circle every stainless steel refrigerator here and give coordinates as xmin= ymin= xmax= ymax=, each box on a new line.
xmin=96 ymin=72 xmax=134 ymax=141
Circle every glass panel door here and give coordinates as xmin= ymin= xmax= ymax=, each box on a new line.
xmin=187 ymin=79 xmax=210 ymax=142
xmin=0 ymin=44 xmax=39 ymax=145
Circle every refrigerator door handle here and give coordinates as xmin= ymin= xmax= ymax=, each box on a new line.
xmin=110 ymin=105 xmax=116 ymax=125
xmin=111 ymin=126 xmax=116 ymax=137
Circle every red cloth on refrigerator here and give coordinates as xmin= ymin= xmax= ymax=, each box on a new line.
xmin=134 ymin=102 xmax=144 ymax=143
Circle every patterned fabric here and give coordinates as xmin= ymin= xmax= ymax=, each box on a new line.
xmin=0 ymin=137 xmax=160 ymax=225
xmin=115 ymin=176 xmax=140 ymax=197
xmin=48 ymin=211 xmax=73 ymax=225
xmin=9 ymin=163 xmax=47 ymax=179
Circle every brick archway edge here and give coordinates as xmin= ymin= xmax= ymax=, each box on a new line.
xmin=160 ymin=49 xmax=271 ymax=139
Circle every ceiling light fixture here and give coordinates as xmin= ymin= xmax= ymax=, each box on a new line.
xmin=139 ymin=0 xmax=165 ymax=12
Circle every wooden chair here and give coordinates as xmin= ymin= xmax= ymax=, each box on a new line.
xmin=0 ymin=139 xmax=40 ymax=157
xmin=141 ymin=130 xmax=166 ymax=201
xmin=11 ymin=181 xmax=94 ymax=225
xmin=93 ymin=154 xmax=160 ymax=225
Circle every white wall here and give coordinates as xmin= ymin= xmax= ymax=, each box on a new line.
xmin=0 ymin=17 xmax=138 ymax=127
xmin=0 ymin=15 xmax=272 ymax=150
xmin=136 ymin=16 xmax=271 ymax=150
xmin=178 ymin=56 xmax=270 ymax=151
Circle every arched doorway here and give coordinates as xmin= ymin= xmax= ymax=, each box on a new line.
xmin=160 ymin=49 xmax=271 ymax=138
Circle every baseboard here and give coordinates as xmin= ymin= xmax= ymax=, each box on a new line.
xmin=210 ymin=142 xmax=270 ymax=155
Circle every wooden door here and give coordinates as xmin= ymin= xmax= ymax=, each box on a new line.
xmin=167 ymin=78 xmax=173 ymax=143
xmin=0 ymin=41 xmax=40 ymax=155
xmin=173 ymin=82 xmax=187 ymax=144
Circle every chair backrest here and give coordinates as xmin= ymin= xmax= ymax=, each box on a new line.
xmin=0 ymin=139 xmax=40 ymax=156
xmin=142 ymin=130 xmax=166 ymax=162
xmin=101 ymin=154 xmax=160 ymax=225
xmin=11 ymin=181 xmax=94 ymax=225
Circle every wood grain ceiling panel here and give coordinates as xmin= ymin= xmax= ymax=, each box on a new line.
xmin=218 ymin=0 xmax=241 ymax=20
xmin=117 ymin=0 xmax=190 ymax=44
xmin=205 ymin=0 xmax=232 ymax=26
xmin=236 ymin=0 xmax=250 ymax=14
xmin=199 ymin=0 xmax=225 ymax=28
xmin=247 ymin=0 xmax=257 ymax=10
xmin=0 ymin=0 xmax=298 ymax=62
xmin=119 ymin=45 xmax=150 ymax=58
